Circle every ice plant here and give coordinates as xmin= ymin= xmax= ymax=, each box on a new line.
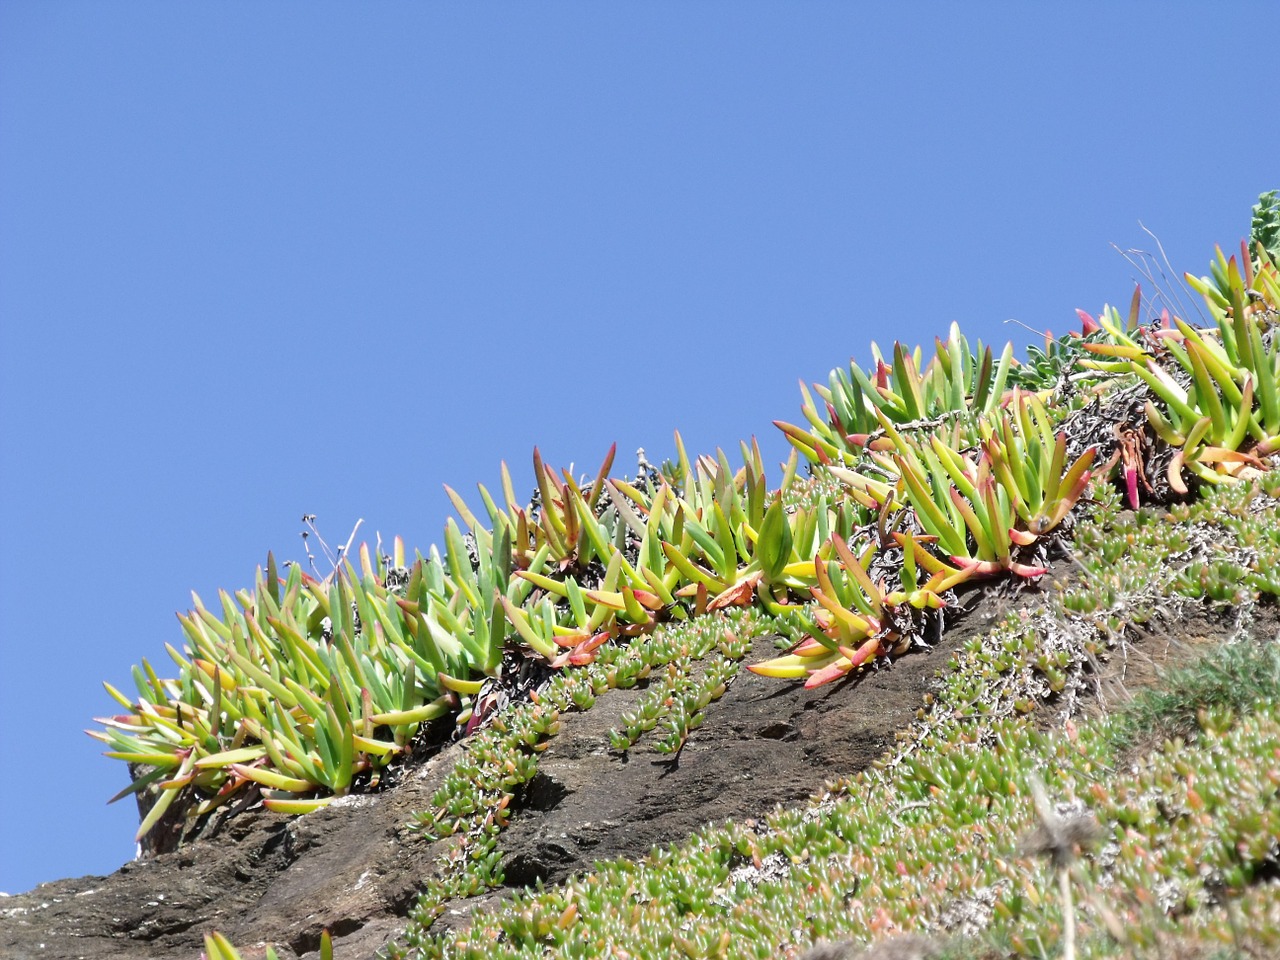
xmin=748 ymin=533 xmax=949 ymax=688
xmin=89 ymin=547 xmax=478 ymax=838
xmin=776 ymin=323 xmax=1014 ymax=466
xmin=979 ymin=390 xmax=1096 ymax=536
xmin=94 ymin=204 xmax=1280 ymax=862
xmin=607 ymin=436 xmax=847 ymax=613
xmin=1106 ymin=247 xmax=1280 ymax=494
xmin=878 ymin=404 xmax=1093 ymax=581
xmin=92 ymin=303 xmax=1110 ymax=843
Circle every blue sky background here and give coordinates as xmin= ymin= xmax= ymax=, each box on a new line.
xmin=1 ymin=4 xmax=1275 ymax=894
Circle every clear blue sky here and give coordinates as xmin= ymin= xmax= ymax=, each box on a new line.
xmin=1 ymin=4 xmax=1274 ymax=895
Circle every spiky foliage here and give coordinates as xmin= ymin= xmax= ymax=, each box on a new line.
xmin=89 ymin=539 xmax=504 ymax=837
xmin=775 ymin=322 xmax=1014 ymax=466
xmin=392 ymin=475 xmax=1280 ymax=960
xmin=1078 ymin=239 xmax=1280 ymax=494
xmin=378 ymin=205 xmax=1280 ymax=958
xmin=93 ymin=201 xmax=1280 ymax=848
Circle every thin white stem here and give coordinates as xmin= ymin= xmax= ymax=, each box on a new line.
xmin=1060 ymin=865 xmax=1076 ymax=960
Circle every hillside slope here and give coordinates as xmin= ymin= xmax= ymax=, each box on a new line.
xmin=5 ymin=206 xmax=1280 ymax=960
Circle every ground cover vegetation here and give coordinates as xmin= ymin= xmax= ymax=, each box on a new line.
xmin=92 ymin=193 xmax=1280 ymax=957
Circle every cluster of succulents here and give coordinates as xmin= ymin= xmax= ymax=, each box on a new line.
xmin=92 ymin=213 xmax=1280 ymax=848
xmin=607 ymin=637 xmax=742 ymax=755
xmin=1079 ymin=244 xmax=1280 ymax=497
xmin=384 ymin=210 xmax=1280 ymax=957
xmin=774 ymin=322 xmax=1016 ymax=463
xmin=98 ymin=199 xmax=1279 ymax=960
xmin=390 ymin=476 xmax=1280 ymax=960
xmin=88 ymin=544 xmax=465 ymax=837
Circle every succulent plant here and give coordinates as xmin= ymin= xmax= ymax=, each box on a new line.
xmin=93 ymin=209 xmax=1280 ymax=892
xmin=1079 ymin=246 xmax=1280 ymax=494
xmin=775 ymin=323 xmax=1014 ymax=467
xmin=1251 ymin=189 xmax=1280 ymax=265
xmin=89 ymin=547 xmax=475 ymax=837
